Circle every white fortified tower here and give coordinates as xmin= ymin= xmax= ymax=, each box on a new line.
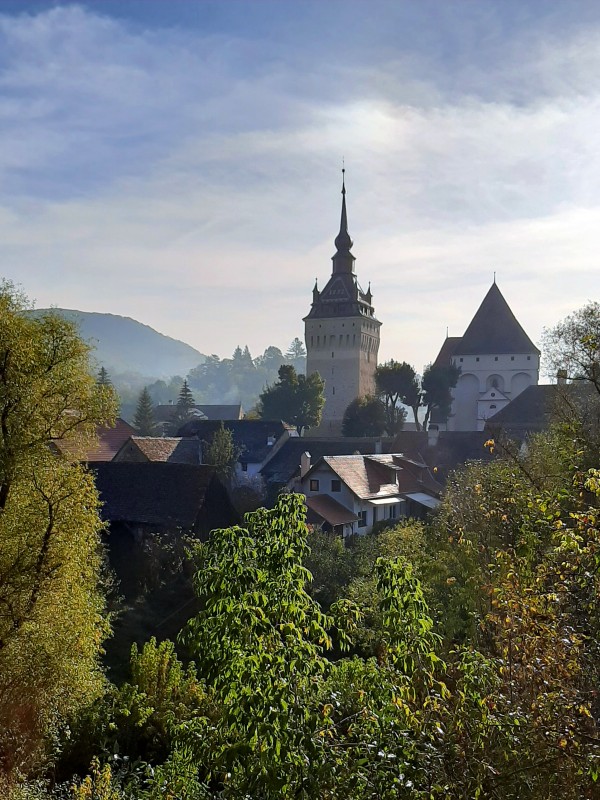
xmin=434 ymin=281 xmax=540 ymax=431
xmin=304 ymin=173 xmax=381 ymax=435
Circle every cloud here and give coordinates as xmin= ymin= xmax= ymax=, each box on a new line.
xmin=1 ymin=2 xmax=600 ymax=374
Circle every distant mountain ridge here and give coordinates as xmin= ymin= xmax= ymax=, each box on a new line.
xmin=33 ymin=309 xmax=206 ymax=378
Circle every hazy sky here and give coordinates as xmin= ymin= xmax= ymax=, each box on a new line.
xmin=2 ymin=0 xmax=600 ymax=374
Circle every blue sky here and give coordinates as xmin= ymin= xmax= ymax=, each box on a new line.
xmin=2 ymin=0 xmax=600 ymax=374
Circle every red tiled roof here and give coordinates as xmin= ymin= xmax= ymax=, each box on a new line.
xmin=54 ymin=418 xmax=136 ymax=462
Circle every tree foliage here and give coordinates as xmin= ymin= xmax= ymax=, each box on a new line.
xmin=0 ymin=282 xmax=117 ymax=782
xmin=202 ymin=421 xmax=241 ymax=478
xmin=421 ymin=362 xmax=460 ymax=429
xmin=376 ymin=360 xmax=420 ymax=433
xmin=170 ymin=379 xmax=196 ymax=434
xmin=341 ymin=394 xmax=387 ymax=437
xmin=258 ymin=365 xmax=324 ymax=434
xmin=133 ymin=387 xmax=157 ymax=436
xmin=542 ymin=301 xmax=600 ymax=392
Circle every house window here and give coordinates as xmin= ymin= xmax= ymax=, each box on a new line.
xmin=241 ymin=462 xmax=248 ymax=472
xmin=494 ymin=356 xmax=498 ymax=361
xmin=373 ymin=506 xmax=378 ymax=523
xmin=490 ymin=404 xmax=497 ymax=409
xmin=527 ymin=356 xmax=531 ymax=360
xmin=476 ymin=357 xmax=480 ymax=362
xmin=310 ymin=479 xmax=319 ymax=491
xmin=331 ymin=479 xmax=341 ymax=492
xmin=332 ymin=386 xmax=335 ymax=395
xmin=390 ymin=504 xmax=397 ymax=519
xmin=459 ymin=357 xmax=463 ymax=362
xmin=358 ymin=510 xmax=367 ymax=528
xmin=332 ymin=351 xmax=334 ymax=358
xmin=511 ymin=356 xmax=514 ymax=361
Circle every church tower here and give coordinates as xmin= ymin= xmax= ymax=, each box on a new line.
xmin=304 ymin=173 xmax=381 ymax=435
xmin=433 ymin=281 xmax=540 ymax=431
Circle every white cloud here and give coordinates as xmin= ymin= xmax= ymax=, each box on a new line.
xmin=1 ymin=3 xmax=600 ymax=373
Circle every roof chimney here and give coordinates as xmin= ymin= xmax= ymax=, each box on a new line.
xmin=428 ymin=424 xmax=439 ymax=447
xmin=300 ymin=451 xmax=311 ymax=479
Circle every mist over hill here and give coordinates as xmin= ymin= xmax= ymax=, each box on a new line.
xmin=33 ymin=309 xmax=206 ymax=378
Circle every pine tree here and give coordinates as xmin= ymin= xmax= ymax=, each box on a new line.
xmin=133 ymin=387 xmax=157 ymax=436
xmin=170 ymin=379 xmax=196 ymax=434
xmin=97 ymin=366 xmax=112 ymax=386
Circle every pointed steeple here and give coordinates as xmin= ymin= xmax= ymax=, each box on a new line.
xmin=332 ymin=169 xmax=356 ymax=274
xmin=454 ymin=282 xmax=540 ymax=356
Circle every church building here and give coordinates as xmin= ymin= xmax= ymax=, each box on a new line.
xmin=304 ymin=175 xmax=381 ymax=435
xmin=434 ymin=281 xmax=540 ymax=431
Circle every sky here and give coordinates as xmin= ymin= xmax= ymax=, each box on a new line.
xmin=2 ymin=0 xmax=600 ymax=376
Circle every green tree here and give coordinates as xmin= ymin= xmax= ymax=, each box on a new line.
xmin=376 ymin=360 xmax=420 ymax=432
xmin=202 ymin=422 xmax=241 ymax=478
xmin=96 ymin=366 xmax=113 ymax=387
xmin=259 ymin=364 xmax=324 ymax=434
xmin=421 ymin=362 xmax=460 ymax=430
xmin=341 ymin=394 xmax=387 ymax=437
xmin=133 ymin=387 xmax=157 ymax=436
xmin=181 ymin=493 xmax=335 ymax=797
xmin=170 ymin=379 xmax=196 ymax=434
xmin=542 ymin=301 xmax=600 ymax=393
xmin=0 ymin=282 xmax=117 ymax=782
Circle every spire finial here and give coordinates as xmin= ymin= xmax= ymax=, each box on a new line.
xmin=342 ymin=158 xmax=346 ymax=195
xmin=493 ymin=270 xmax=496 ymax=284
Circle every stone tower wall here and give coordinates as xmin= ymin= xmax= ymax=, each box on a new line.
xmin=305 ymin=315 xmax=381 ymax=434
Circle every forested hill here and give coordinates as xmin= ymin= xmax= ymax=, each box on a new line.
xmin=32 ymin=309 xmax=206 ymax=377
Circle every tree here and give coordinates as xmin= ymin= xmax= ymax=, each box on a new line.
xmin=169 ymin=379 xmax=196 ymax=434
xmin=181 ymin=493 xmax=335 ymax=797
xmin=259 ymin=365 xmax=324 ymax=434
xmin=341 ymin=395 xmax=387 ymax=437
xmin=285 ymin=337 xmax=307 ymax=373
xmin=375 ymin=360 xmax=416 ymax=433
xmin=421 ymin=362 xmax=460 ymax=430
xmin=542 ymin=301 xmax=600 ymax=393
xmin=202 ymin=422 xmax=241 ymax=478
xmin=285 ymin=337 xmax=306 ymax=361
xmin=133 ymin=387 xmax=157 ymax=436
xmin=0 ymin=282 xmax=117 ymax=781
xmin=96 ymin=366 xmax=112 ymax=387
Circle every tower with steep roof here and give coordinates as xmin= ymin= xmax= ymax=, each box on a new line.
xmin=304 ymin=174 xmax=381 ymax=434
xmin=433 ymin=281 xmax=540 ymax=431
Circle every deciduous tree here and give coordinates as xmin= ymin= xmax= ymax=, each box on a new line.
xmin=421 ymin=362 xmax=460 ymax=430
xmin=376 ymin=360 xmax=420 ymax=432
xmin=0 ymin=281 xmax=117 ymax=781
xmin=341 ymin=394 xmax=387 ymax=437
xmin=258 ymin=365 xmax=324 ymax=434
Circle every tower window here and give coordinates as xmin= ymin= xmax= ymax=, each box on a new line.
xmin=527 ymin=356 xmax=531 ymax=360
xmin=511 ymin=356 xmax=514 ymax=361
xmin=332 ymin=351 xmax=334 ymax=358
xmin=332 ymin=386 xmax=335 ymax=395
xmin=476 ymin=357 xmax=480 ymax=362
xmin=459 ymin=358 xmax=463 ymax=363
xmin=494 ymin=357 xmax=498 ymax=361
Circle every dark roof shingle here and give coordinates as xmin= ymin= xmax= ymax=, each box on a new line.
xmin=454 ymin=283 xmax=540 ymax=356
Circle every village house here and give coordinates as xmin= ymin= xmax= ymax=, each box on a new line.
xmin=298 ymin=452 xmax=442 ymax=537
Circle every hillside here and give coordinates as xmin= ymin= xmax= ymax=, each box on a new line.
xmin=33 ymin=309 xmax=205 ymax=378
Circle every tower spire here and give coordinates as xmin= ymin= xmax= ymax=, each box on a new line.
xmin=332 ymin=167 xmax=355 ymax=273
